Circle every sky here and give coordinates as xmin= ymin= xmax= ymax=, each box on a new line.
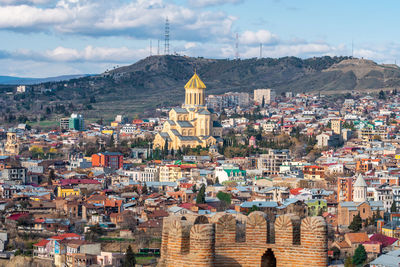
xmin=0 ymin=0 xmax=400 ymax=77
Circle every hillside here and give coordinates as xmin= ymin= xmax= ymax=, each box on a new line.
xmin=1 ymin=55 xmax=400 ymax=125
xmin=0 ymin=74 xmax=90 ymax=85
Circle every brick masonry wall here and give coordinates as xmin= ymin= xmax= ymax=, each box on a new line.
xmin=158 ymin=212 xmax=328 ymax=267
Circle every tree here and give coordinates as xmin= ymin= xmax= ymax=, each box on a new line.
xmin=85 ymin=224 xmax=104 ymax=242
xmin=141 ymin=184 xmax=148 ymax=195
xmin=344 ymin=256 xmax=355 ymax=267
xmin=248 ymin=205 xmax=260 ymax=215
xmin=215 ymin=177 xmax=220 ymax=185
xmin=192 ymin=184 xmax=197 ymax=193
xmin=348 ymin=212 xmax=362 ymax=232
xmin=217 ymin=191 xmax=231 ymax=210
xmin=261 ymin=96 xmax=265 ymax=108
xmin=196 ymin=184 xmax=206 ymax=204
xmin=48 ymin=169 xmax=55 ymax=185
xmin=375 ymin=208 xmax=383 ymax=220
xmin=108 ymin=135 xmax=115 ymax=147
xmin=123 ymin=245 xmax=136 ymax=267
xmin=163 ymin=139 xmax=169 ymax=157
xmin=378 ymin=90 xmax=386 ymax=100
xmin=330 ymin=246 xmax=340 ymax=260
xmin=391 ymin=201 xmax=397 ymax=213
xmin=352 ymin=244 xmax=367 ymax=266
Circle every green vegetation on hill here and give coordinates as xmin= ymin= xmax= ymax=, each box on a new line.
xmin=1 ymin=55 xmax=400 ymax=124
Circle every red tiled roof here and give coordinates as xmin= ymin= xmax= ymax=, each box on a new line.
xmin=369 ymin=233 xmax=397 ymax=247
xmin=7 ymin=213 xmax=29 ymax=221
xmin=179 ymin=203 xmax=194 ymax=209
xmin=290 ymin=188 xmax=303 ymax=196
xmin=50 ymin=233 xmax=81 ymax=240
xmin=179 ymin=183 xmax=194 ymax=189
xmin=33 ymin=239 xmax=50 ymax=247
xmin=346 ymin=232 xmax=369 ymax=244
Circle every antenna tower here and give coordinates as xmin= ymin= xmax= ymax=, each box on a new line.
xmin=158 ymin=40 xmax=160 ymax=55
xmin=351 ymin=39 xmax=354 ymax=58
xmin=235 ymin=33 xmax=239 ymax=60
xmin=164 ymin=17 xmax=170 ymax=55
xmin=150 ymin=40 xmax=152 ymax=56
xmin=260 ymin=43 xmax=262 ymax=59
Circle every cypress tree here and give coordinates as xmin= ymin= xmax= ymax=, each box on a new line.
xmin=196 ymin=184 xmax=206 ymax=204
xmin=352 ymin=244 xmax=367 ymax=266
xmin=123 ymin=245 xmax=136 ymax=267
xmin=348 ymin=212 xmax=362 ymax=232
xmin=391 ymin=201 xmax=397 ymax=213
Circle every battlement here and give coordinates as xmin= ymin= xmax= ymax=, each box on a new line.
xmin=158 ymin=212 xmax=328 ymax=267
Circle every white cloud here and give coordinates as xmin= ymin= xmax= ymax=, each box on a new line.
xmin=184 ymin=42 xmax=197 ymax=50
xmin=0 ymin=0 xmax=52 ymax=5
xmin=188 ymin=0 xmax=243 ymax=8
xmin=241 ymin=30 xmax=278 ymax=45
xmin=1 ymin=45 xmax=148 ymax=63
xmin=0 ymin=0 xmax=236 ymax=42
xmin=236 ymin=41 xmax=347 ymax=59
xmin=0 ymin=4 xmax=68 ymax=28
xmin=43 ymin=45 xmax=148 ymax=62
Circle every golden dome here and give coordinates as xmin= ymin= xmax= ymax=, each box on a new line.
xmin=184 ymin=72 xmax=206 ymax=89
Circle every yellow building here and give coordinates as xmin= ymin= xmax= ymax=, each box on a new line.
xmin=331 ymin=119 xmax=342 ymax=135
xmin=153 ymin=72 xmax=222 ymax=150
xmin=159 ymin=166 xmax=183 ymax=182
xmin=57 ymin=186 xmax=80 ymax=198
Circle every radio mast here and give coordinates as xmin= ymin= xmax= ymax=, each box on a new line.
xmin=164 ymin=17 xmax=170 ymax=55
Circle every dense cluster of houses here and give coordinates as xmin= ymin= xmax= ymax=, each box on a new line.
xmin=0 ymin=90 xmax=400 ymax=265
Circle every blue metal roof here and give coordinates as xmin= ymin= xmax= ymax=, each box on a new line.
xmin=240 ymin=201 xmax=278 ymax=208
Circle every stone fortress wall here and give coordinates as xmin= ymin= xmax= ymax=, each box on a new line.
xmin=158 ymin=211 xmax=328 ymax=267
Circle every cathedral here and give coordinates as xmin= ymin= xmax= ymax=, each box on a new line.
xmin=153 ymin=72 xmax=222 ymax=150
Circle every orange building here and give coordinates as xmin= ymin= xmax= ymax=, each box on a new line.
xmin=356 ymin=159 xmax=380 ymax=173
xmin=303 ymin=165 xmax=325 ymax=180
xmin=338 ymin=177 xmax=353 ymax=202
xmin=91 ymin=152 xmax=123 ymax=170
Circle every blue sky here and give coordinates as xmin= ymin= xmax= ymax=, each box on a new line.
xmin=0 ymin=0 xmax=399 ymax=77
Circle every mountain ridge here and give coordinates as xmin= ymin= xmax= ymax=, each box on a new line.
xmin=2 ymin=55 xmax=400 ymax=124
xmin=0 ymin=74 xmax=92 ymax=85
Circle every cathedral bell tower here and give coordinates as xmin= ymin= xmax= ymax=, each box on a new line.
xmin=184 ymin=71 xmax=206 ymax=108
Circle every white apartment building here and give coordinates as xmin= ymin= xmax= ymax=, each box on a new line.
xmin=123 ymin=167 xmax=159 ymax=182
xmin=372 ymin=184 xmax=393 ymax=212
xmin=257 ymin=149 xmax=290 ymax=176
xmin=254 ymin=89 xmax=276 ymax=105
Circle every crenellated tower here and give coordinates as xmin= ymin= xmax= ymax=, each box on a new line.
xmin=158 ymin=212 xmax=328 ymax=267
